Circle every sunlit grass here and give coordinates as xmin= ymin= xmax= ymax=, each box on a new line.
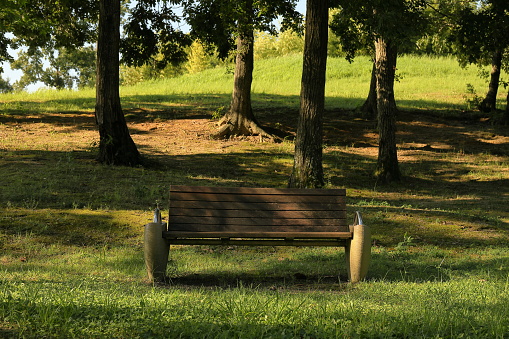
xmin=1 ymin=54 xmax=501 ymax=114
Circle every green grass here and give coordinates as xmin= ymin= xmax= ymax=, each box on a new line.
xmin=1 ymin=55 xmax=502 ymax=115
xmin=1 ymin=54 xmax=509 ymax=338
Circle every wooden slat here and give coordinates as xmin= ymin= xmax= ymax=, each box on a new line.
xmin=170 ymin=201 xmax=345 ymax=212
xmin=164 ymin=231 xmax=353 ymax=239
xmin=167 ymin=224 xmax=347 ymax=233
xmin=171 ymin=216 xmax=346 ymax=227
xmin=170 ymin=192 xmax=344 ymax=204
xmin=170 ymin=185 xmax=346 ymax=196
xmin=169 ymin=208 xmax=345 ymax=219
xmin=166 ymin=239 xmax=348 ymax=247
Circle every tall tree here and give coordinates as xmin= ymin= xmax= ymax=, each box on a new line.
xmin=374 ymin=36 xmax=400 ymax=182
xmin=452 ymin=0 xmax=509 ymax=118
xmin=95 ymin=0 xmax=141 ymax=165
xmin=185 ymin=0 xmax=302 ymax=140
xmin=331 ymin=0 xmax=427 ymax=183
xmin=1 ymin=0 xmax=96 ymax=74
xmin=329 ymin=8 xmax=376 ymax=118
xmin=288 ymin=0 xmax=328 ymax=188
xmin=213 ymin=0 xmax=272 ymax=139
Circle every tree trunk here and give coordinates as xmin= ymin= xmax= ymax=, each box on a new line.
xmin=288 ymin=0 xmax=328 ymax=189
xmin=360 ymin=60 xmax=377 ymax=119
xmin=479 ymin=49 xmax=502 ymax=113
xmin=504 ymin=91 xmax=509 ymax=124
xmin=95 ymin=0 xmax=141 ymax=166
xmin=375 ymin=36 xmax=400 ymax=183
xmin=211 ymin=0 xmax=276 ymax=141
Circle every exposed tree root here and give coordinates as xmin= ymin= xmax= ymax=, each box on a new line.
xmin=211 ymin=115 xmax=283 ymax=142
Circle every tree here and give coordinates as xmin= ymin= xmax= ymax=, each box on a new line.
xmin=0 ymin=76 xmax=13 ymax=93
xmin=0 ymin=0 xmax=18 ymax=69
xmin=184 ymin=0 xmax=302 ymax=140
xmin=211 ymin=0 xmax=278 ymax=140
xmin=288 ymin=0 xmax=328 ymax=188
xmin=11 ymin=46 xmax=96 ymax=90
xmin=121 ymin=0 xmax=190 ymax=69
xmin=95 ymin=0 xmax=141 ymax=165
xmin=452 ymin=0 xmax=509 ymax=117
xmin=3 ymin=0 xmax=141 ymax=164
xmin=374 ymin=36 xmax=400 ymax=182
xmin=1 ymin=0 xmax=96 ymax=75
xmin=331 ymin=0 xmax=427 ymax=183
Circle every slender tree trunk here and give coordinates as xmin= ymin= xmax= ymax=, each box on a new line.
xmin=480 ymin=49 xmax=502 ymax=113
xmin=375 ymin=36 xmax=400 ymax=183
xmin=95 ymin=0 xmax=141 ymax=166
xmin=211 ymin=0 xmax=276 ymax=141
xmin=360 ymin=60 xmax=377 ymax=119
xmin=288 ymin=0 xmax=328 ymax=188
xmin=504 ymin=91 xmax=509 ymax=124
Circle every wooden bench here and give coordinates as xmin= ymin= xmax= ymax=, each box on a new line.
xmin=144 ymin=185 xmax=371 ymax=283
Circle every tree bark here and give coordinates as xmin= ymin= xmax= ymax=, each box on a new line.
xmin=504 ymin=91 xmax=509 ymax=124
xmin=360 ymin=60 xmax=377 ymax=119
xmin=95 ymin=0 xmax=141 ymax=166
xmin=479 ymin=49 xmax=502 ymax=113
xmin=288 ymin=0 xmax=328 ymax=189
xmin=375 ymin=36 xmax=400 ymax=183
xmin=211 ymin=0 xmax=276 ymax=141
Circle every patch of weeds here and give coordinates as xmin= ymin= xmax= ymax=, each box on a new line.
xmin=354 ymin=199 xmax=391 ymax=207
xmin=463 ymin=83 xmax=482 ymax=110
xmin=395 ymin=233 xmax=415 ymax=251
xmin=211 ymin=106 xmax=227 ymax=119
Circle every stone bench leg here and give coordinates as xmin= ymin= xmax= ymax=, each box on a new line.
xmin=144 ymin=222 xmax=169 ymax=283
xmin=345 ymin=212 xmax=371 ymax=283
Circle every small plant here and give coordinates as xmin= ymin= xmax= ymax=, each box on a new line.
xmin=463 ymin=83 xmax=482 ymax=110
xmin=212 ymin=105 xmax=227 ymax=119
xmin=396 ymin=233 xmax=414 ymax=250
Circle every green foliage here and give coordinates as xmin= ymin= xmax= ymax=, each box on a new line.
xmin=184 ymin=0 xmax=303 ymax=59
xmin=330 ymin=0 xmax=429 ymax=60
xmin=121 ymin=0 xmax=191 ymax=68
xmin=120 ymin=60 xmax=185 ymax=87
xmin=254 ymin=30 xmax=304 ymax=59
xmin=212 ymin=105 xmax=227 ymax=119
xmin=11 ymin=46 xmax=96 ymax=90
xmin=254 ymin=30 xmax=303 ymax=60
xmin=0 ymin=76 xmax=13 ymax=93
xmin=452 ymin=0 xmax=509 ymax=67
xmin=8 ymin=0 xmax=98 ymax=50
xmin=463 ymin=83 xmax=483 ymax=110
xmin=412 ymin=0 xmax=465 ymax=55
xmin=185 ymin=40 xmax=224 ymax=74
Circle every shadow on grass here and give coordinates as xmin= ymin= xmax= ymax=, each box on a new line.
xmin=1 ymin=145 xmax=508 ymax=245
xmin=164 ymin=243 xmax=509 ymax=287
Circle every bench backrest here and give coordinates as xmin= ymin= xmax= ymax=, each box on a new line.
xmin=168 ymin=185 xmax=348 ymax=238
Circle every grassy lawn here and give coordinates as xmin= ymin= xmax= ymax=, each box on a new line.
xmin=1 ymin=55 xmax=509 ymax=338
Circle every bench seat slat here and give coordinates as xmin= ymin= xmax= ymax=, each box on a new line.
xmin=170 ymin=185 xmax=346 ymax=196
xmin=171 ymin=216 xmax=346 ymax=227
xmin=164 ymin=231 xmax=353 ymax=239
xmin=171 ymin=192 xmax=345 ymax=204
xmin=168 ymin=224 xmax=348 ymax=233
xmin=166 ymin=239 xmax=349 ymax=247
xmin=170 ymin=201 xmax=345 ymax=212
xmin=170 ymin=209 xmax=345 ymax=219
